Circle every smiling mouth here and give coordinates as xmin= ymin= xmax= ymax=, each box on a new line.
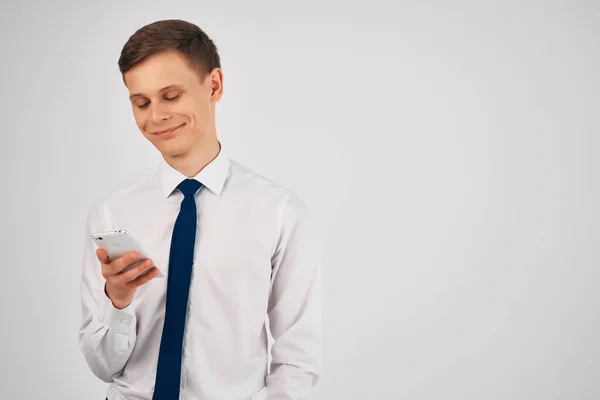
xmin=152 ymin=123 xmax=185 ymax=136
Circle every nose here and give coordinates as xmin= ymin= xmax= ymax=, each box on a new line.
xmin=149 ymin=102 xmax=171 ymax=124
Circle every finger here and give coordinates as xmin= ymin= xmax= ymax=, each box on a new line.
xmin=111 ymin=251 xmax=140 ymax=275
xmin=96 ymin=248 xmax=111 ymax=264
xmin=121 ymin=258 xmax=154 ymax=283
xmin=129 ymin=266 xmax=160 ymax=287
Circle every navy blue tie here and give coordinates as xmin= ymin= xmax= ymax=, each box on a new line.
xmin=153 ymin=178 xmax=202 ymax=399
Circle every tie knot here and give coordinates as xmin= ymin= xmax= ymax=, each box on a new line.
xmin=177 ymin=179 xmax=202 ymax=197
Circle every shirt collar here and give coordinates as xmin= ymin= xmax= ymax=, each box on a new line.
xmin=158 ymin=141 xmax=230 ymax=198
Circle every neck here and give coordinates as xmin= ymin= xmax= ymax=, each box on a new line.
xmin=163 ymin=136 xmax=221 ymax=178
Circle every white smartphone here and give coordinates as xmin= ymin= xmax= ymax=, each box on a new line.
xmin=90 ymin=230 xmax=164 ymax=278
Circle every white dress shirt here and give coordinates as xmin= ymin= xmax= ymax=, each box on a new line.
xmin=78 ymin=143 xmax=322 ymax=400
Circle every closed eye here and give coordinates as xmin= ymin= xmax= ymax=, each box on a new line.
xmin=136 ymin=93 xmax=181 ymax=109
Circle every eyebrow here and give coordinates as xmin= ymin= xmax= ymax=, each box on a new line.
xmin=129 ymin=84 xmax=183 ymax=100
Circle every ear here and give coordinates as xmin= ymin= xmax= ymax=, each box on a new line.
xmin=209 ymin=68 xmax=224 ymax=102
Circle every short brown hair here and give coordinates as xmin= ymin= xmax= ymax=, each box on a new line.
xmin=118 ymin=19 xmax=221 ymax=82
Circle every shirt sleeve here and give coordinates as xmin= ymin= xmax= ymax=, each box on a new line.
xmin=78 ymin=202 xmax=138 ymax=383
xmin=266 ymin=193 xmax=323 ymax=399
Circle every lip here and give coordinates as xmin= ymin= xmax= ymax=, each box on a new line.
xmin=152 ymin=123 xmax=185 ymax=138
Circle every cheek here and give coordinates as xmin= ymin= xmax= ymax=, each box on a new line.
xmin=188 ymin=105 xmax=208 ymax=127
xmin=132 ymin=110 xmax=147 ymax=130
xmin=183 ymin=96 xmax=208 ymax=125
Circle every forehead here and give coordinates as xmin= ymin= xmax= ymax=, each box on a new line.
xmin=124 ymin=50 xmax=200 ymax=94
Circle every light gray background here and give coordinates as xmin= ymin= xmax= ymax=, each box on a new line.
xmin=0 ymin=1 xmax=598 ymax=399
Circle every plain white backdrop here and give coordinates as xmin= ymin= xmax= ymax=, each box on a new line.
xmin=0 ymin=1 xmax=599 ymax=399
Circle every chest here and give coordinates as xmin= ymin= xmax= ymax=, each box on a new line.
xmin=105 ymin=196 xmax=277 ymax=292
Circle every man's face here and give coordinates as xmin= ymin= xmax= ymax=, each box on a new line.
xmin=124 ymin=50 xmax=222 ymax=158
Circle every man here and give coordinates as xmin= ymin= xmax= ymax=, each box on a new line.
xmin=79 ymin=19 xmax=322 ymax=400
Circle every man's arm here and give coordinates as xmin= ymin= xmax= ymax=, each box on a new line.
xmin=78 ymin=203 xmax=138 ymax=382
xmin=266 ymin=193 xmax=322 ymax=399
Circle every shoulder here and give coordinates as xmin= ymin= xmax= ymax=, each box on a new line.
xmin=86 ymin=168 xmax=159 ymax=219
xmin=227 ymin=159 xmax=306 ymax=210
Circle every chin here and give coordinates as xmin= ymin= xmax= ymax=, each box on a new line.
xmin=154 ymin=142 xmax=189 ymax=158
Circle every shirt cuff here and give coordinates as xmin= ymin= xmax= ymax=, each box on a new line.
xmin=100 ymin=287 xmax=136 ymax=334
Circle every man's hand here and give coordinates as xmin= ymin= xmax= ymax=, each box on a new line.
xmin=96 ymin=249 xmax=160 ymax=310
